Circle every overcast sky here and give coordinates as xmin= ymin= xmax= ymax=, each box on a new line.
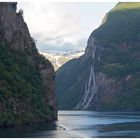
xmin=17 ymin=2 xmax=116 ymax=52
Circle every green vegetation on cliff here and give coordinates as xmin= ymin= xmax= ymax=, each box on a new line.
xmin=94 ymin=2 xmax=140 ymax=79
xmin=95 ymin=2 xmax=140 ymax=46
xmin=0 ymin=2 xmax=56 ymax=126
xmin=56 ymin=57 xmax=92 ymax=109
xmin=56 ymin=2 xmax=140 ymax=111
xmin=0 ymin=40 xmax=55 ymax=126
xmin=93 ymin=2 xmax=140 ymax=110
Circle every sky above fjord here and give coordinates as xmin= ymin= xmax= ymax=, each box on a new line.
xmin=17 ymin=2 xmax=116 ymax=52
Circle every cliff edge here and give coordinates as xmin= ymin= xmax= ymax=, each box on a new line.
xmin=0 ymin=2 xmax=57 ymax=126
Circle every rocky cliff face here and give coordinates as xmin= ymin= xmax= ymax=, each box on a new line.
xmin=0 ymin=3 xmax=33 ymax=50
xmin=75 ymin=34 xmax=124 ymax=110
xmin=56 ymin=2 xmax=140 ymax=111
xmin=0 ymin=2 xmax=57 ymax=126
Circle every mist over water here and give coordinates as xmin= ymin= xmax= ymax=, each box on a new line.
xmin=0 ymin=111 xmax=140 ymax=138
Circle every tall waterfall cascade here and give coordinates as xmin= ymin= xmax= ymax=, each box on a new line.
xmin=75 ymin=38 xmax=98 ymax=109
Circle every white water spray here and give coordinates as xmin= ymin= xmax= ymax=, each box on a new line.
xmin=76 ymin=40 xmax=97 ymax=109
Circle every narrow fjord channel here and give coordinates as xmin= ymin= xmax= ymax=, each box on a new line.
xmin=0 ymin=111 xmax=140 ymax=138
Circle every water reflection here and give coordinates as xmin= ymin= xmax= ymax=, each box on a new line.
xmin=0 ymin=111 xmax=140 ymax=138
xmin=0 ymin=121 xmax=57 ymax=138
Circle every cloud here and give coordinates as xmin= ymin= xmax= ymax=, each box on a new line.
xmin=18 ymin=2 xmax=82 ymax=48
xmin=36 ymin=37 xmax=86 ymax=52
xmin=17 ymin=2 xmax=117 ymax=51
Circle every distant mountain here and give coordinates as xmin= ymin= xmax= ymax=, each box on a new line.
xmin=56 ymin=2 xmax=140 ymax=111
xmin=40 ymin=50 xmax=84 ymax=71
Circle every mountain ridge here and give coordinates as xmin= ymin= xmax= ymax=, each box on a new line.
xmin=56 ymin=2 xmax=140 ymax=111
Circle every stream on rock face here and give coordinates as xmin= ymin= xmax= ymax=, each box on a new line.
xmin=0 ymin=111 xmax=140 ymax=138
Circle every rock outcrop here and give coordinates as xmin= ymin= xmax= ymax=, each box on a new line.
xmin=0 ymin=2 xmax=57 ymax=126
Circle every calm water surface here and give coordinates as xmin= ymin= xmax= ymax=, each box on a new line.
xmin=0 ymin=111 xmax=140 ymax=138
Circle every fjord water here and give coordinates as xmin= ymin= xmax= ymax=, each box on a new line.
xmin=0 ymin=111 xmax=140 ymax=138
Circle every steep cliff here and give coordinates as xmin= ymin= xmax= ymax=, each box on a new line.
xmin=0 ymin=2 xmax=57 ymax=126
xmin=56 ymin=2 xmax=140 ymax=111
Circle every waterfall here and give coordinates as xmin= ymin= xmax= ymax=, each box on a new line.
xmin=75 ymin=42 xmax=97 ymax=109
